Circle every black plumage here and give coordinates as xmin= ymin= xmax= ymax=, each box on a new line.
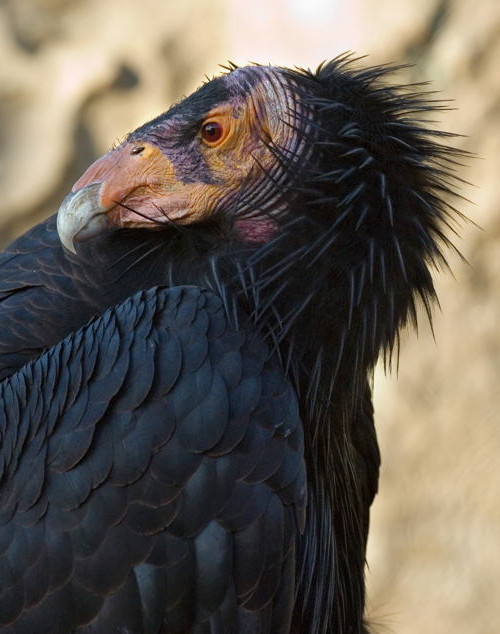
xmin=0 ymin=56 xmax=463 ymax=633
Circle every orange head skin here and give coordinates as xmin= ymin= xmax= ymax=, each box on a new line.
xmin=58 ymin=66 xmax=309 ymax=251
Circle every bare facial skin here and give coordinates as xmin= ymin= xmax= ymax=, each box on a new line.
xmin=57 ymin=67 xmax=307 ymax=252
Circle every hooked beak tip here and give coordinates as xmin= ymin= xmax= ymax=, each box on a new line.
xmin=57 ymin=183 xmax=111 ymax=254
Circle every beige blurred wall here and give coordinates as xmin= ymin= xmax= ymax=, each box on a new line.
xmin=1 ymin=1 xmax=499 ymax=632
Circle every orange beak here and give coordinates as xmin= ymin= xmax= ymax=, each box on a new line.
xmin=57 ymin=141 xmax=183 ymax=253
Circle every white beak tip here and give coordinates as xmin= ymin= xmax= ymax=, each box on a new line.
xmin=57 ymin=183 xmax=109 ymax=254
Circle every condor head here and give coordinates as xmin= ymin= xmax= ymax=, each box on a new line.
xmin=57 ymin=65 xmax=311 ymax=253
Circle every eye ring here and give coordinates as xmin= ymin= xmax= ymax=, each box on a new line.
xmin=201 ymin=120 xmax=225 ymax=146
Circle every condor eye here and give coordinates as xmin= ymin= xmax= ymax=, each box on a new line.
xmin=201 ymin=121 xmax=224 ymax=146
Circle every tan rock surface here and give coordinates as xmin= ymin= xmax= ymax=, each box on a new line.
xmin=0 ymin=1 xmax=498 ymax=632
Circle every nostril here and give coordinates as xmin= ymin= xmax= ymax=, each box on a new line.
xmin=131 ymin=146 xmax=145 ymax=156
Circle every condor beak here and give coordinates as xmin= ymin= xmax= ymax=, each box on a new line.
xmin=57 ymin=184 xmax=110 ymax=254
xmin=57 ymin=141 xmax=183 ymax=253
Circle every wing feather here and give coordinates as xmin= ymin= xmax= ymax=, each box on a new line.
xmin=0 ymin=285 xmax=306 ymax=632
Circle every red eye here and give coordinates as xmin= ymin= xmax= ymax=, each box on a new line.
xmin=201 ymin=121 xmax=224 ymax=145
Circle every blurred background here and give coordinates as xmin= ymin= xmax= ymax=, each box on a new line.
xmin=0 ymin=1 xmax=498 ymax=632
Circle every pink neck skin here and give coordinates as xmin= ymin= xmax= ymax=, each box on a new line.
xmin=234 ymin=218 xmax=279 ymax=244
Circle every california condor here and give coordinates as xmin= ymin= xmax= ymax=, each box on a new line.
xmin=0 ymin=56 xmax=463 ymax=633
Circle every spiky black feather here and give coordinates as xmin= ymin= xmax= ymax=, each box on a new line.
xmin=219 ymin=55 xmax=465 ymax=633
